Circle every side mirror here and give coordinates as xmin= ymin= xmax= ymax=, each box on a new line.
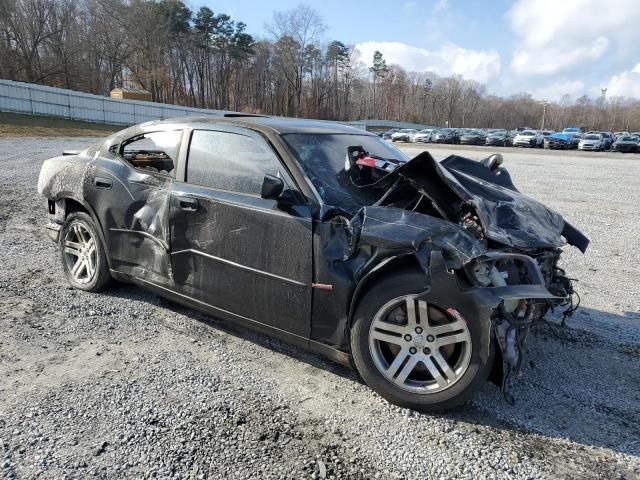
xmin=481 ymin=153 xmax=504 ymax=172
xmin=261 ymin=174 xmax=284 ymax=200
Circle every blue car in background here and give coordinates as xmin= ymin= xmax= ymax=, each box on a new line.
xmin=563 ymin=127 xmax=583 ymax=136
xmin=544 ymin=132 xmax=573 ymax=149
xmin=600 ymin=132 xmax=614 ymax=150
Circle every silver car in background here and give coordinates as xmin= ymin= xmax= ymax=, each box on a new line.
xmin=578 ymin=133 xmax=604 ymax=151
xmin=513 ymin=130 xmax=543 ymax=148
xmin=414 ymin=128 xmax=436 ymax=143
xmin=391 ymin=129 xmax=418 ymax=143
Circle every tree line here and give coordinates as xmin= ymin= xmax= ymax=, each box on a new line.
xmin=2 ymin=0 xmax=640 ymax=131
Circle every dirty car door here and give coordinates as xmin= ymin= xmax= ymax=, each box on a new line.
xmin=169 ymin=127 xmax=313 ymax=339
xmin=88 ymin=129 xmax=183 ymax=284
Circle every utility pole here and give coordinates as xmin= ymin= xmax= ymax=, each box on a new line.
xmin=601 ymin=88 xmax=607 ymax=130
xmin=539 ymin=101 xmax=550 ymax=130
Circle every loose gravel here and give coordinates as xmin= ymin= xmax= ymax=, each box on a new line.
xmin=0 ymin=137 xmax=638 ymax=479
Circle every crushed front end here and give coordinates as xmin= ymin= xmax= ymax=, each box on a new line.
xmin=342 ymin=148 xmax=588 ymax=396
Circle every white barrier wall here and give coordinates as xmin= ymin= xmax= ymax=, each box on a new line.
xmin=0 ymin=79 xmax=231 ymax=125
xmin=0 ymin=79 xmax=371 ymax=130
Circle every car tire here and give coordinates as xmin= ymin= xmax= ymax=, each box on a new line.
xmin=59 ymin=212 xmax=111 ymax=292
xmin=350 ymin=272 xmax=494 ymax=411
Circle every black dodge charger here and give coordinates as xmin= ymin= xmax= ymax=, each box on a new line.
xmin=38 ymin=116 xmax=588 ymax=411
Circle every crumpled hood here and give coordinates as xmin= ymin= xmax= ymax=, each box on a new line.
xmin=368 ymin=151 xmax=589 ymax=253
xmin=350 ymin=206 xmax=486 ymax=269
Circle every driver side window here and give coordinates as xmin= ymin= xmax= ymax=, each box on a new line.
xmin=119 ymin=130 xmax=182 ymax=176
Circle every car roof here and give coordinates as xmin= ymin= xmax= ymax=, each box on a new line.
xmin=143 ymin=115 xmax=374 ymax=136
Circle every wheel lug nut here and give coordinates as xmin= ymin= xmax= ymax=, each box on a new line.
xmin=415 ymin=327 xmax=423 ymax=334
xmin=409 ymin=347 xmax=417 ymax=354
xmin=426 ymin=335 xmax=435 ymax=342
xmin=423 ymin=347 xmax=431 ymax=355
xmin=404 ymin=334 xmax=412 ymax=341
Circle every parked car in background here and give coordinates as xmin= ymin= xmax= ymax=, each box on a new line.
xmin=611 ymin=135 xmax=638 ymax=153
xmin=431 ymin=128 xmax=461 ymax=144
xmin=566 ymin=133 xmax=582 ymax=149
xmin=414 ymin=129 xmax=436 ymax=143
xmin=391 ymin=129 xmax=418 ymax=143
xmin=613 ymin=132 xmax=630 ymax=142
xmin=562 ymin=127 xmax=583 ymax=137
xmin=578 ymin=133 xmax=605 ymax=151
xmin=600 ymin=132 xmax=614 ymax=150
xmin=544 ymin=132 xmax=572 ymax=149
xmin=382 ymin=128 xmax=400 ymax=140
xmin=485 ymin=130 xmax=512 ymax=147
xmin=459 ymin=129 xmax=486 ymax=145
xmin=513 ymin=130 xmax=543 ymax=148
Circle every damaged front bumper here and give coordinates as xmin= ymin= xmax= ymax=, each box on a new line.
xmin=417 ymin=251 xmax=566 ymax=388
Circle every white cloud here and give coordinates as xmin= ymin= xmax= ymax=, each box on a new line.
xmin=529 ymin=80 xmax=585 ymax=101
xmin=355 ymin=41 xmax=501 ymax=83
xmin=433 ymin=0 xmax=449 ymax=13
xmin=507 ymin=0 xmax=640 ymax=76
xmin=603 ymin=63 xmax=640 ymax=98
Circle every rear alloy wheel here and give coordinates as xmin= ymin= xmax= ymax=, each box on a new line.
xmin=59 ymin=212 xmax=111 ymax=292
xmin=351 ymin=273 xmax=494 ymax=411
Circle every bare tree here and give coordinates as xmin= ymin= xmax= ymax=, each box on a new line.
xmin=4 ymin=1 xmax=640 ymax=130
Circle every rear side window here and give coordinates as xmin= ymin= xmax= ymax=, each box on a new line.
xmin=186 ymin=130 xmax=283 ymax=195
xmin=120 ymin=131 xmax=182 ymax=175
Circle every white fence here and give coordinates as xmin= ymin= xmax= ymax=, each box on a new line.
xmin=0 ymin=79 xmax=395 ymax=130
xmin=0 ymin=79 xmax=232 ymax=125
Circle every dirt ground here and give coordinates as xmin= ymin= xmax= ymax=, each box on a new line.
xmin=0 ymin=112 xmax=120 ymax=138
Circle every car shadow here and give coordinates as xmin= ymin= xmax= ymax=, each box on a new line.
xmin=104 ymin=284 xmax=640 ymax=459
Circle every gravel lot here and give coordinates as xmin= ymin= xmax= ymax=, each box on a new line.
xmin=0 ymin=137 xmax=639 ymax=479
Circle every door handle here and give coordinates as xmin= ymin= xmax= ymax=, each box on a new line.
xmin=177 ymin=196 xmax=199 ymax=212
xmin=92 ymin=177 xmax=112 ymax=189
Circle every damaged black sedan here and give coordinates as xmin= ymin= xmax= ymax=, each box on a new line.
xmin=38 ymin=117 xmax=588 ymax=411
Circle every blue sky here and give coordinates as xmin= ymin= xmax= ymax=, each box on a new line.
xmin=190 ymin=0 xmax=640 ymax=101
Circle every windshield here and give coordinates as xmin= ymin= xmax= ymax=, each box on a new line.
xmin=584 ymin=135 xmax=600 ymax=140
xmin=521 ymin=131 xmax=535 ymax=136
xmin=620 ymin=136 xmax=636 ymax=142
xmin=282 ymin=133 xmax=408 ymax=212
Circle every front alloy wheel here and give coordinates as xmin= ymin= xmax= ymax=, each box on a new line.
xmin=368 ymin=296 xmax=472 ymax=393
xmin=350 ymin=272 xmax=494 ymax=411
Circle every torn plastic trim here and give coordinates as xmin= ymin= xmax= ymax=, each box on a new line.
xmin=562 ymin=220 xmax=590 ymax=253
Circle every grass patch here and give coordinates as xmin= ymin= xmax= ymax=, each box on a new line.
xmin=0 ymin=112 xmax=123 ymax=137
